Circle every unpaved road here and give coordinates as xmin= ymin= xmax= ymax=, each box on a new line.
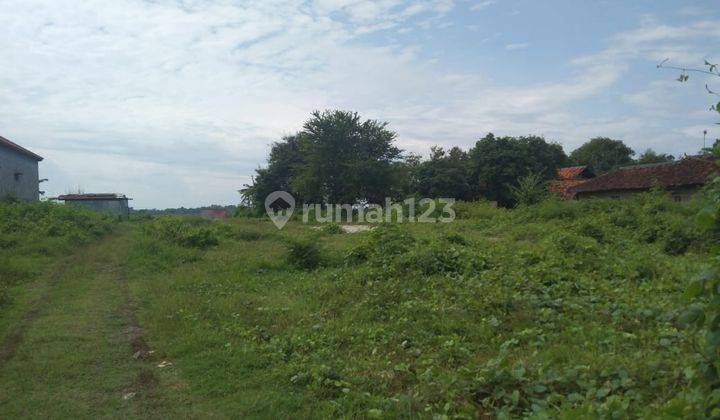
xmin=0 ymin=229 xmax=190 ymax=418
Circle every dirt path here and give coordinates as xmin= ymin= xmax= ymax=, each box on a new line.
xmin=0 ymin=257 xmax=71 ymax=366
xmin=0 ymin=229 xmax=186 ymax=418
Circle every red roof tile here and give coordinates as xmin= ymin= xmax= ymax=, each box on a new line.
xmin=0 ymin=135 xmax=43 ymax=161
xmin=549 ymin=179 xmax=593 ymax=198
xmin=557 ymin=166 xmax=593 ymax=180
xmin=569 ymin=156 xmax=717 ymax=197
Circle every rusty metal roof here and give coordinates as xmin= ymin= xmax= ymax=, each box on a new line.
xmin=569 ymin=155 xmax=718 ymax=196
xmin=0 ymin=135 xmax=43 ymax=161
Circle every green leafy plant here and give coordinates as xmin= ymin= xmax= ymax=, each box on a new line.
xmin=287 ymin=240 xmax=322 ymax=270
xmin=321 ymin=223 xmax=344 ymax=234
xmin=509 ymin=173 xmax=549 ymax=207
xmin=143 ymin=216 xmax=219 ymax=249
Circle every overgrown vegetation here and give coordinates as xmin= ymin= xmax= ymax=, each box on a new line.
xmin=142 ymin=216 xmax=220 ymax=249
xmin=2 ymin=189 xmax=718 ymax=417
xmin=0 ymin=200 xmax=113 ymax=308
xmin=118 ymin=192 xmax=717 ymax=417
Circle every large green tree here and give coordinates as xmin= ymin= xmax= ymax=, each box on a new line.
xmin=468 ymin=133 xmax=567 ymax=205
xmin=293 ymin=110 xmax=402 ymax=204
xmin=570 ymin=137 xmax=635 ymax=173
xmin=243 ymin=110 xmax=402 ymax=207
xmin=240 ymin=134 xmax=303 ymax=208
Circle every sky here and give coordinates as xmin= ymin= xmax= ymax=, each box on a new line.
xmin=1 ymin=0 xmax=719 ymax=209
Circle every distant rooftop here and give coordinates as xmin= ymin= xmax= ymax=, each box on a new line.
xmin=569 ymin=155 xmax=717 ymax=196
xmin=56 ymin=193 xmax=132 ymax=201
xmin=0 ymin=135 xmax=43 ymax=161
xmin=557 ymin=166 xmax=593 ymax=180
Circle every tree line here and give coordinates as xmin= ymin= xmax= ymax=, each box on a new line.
xmin=241 ymin=110 xmax=678 ymax=208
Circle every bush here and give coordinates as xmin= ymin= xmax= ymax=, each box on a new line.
xmin=322 ymin=223 xmax=344 ymax=234
xmin=509 ymin=173 xmax=548 ymax=206
xmin=144 ymin=217 xmax=219 ymax=249
xmin=287 ymin=240 xmax=322 ymax=270
xmin=661 ymin=222 xmax=697 ymax=255
xmin=344 ymin=224 xmax=415 ymax=267
xmin=401 ymin=241 xmax=466 ymax=275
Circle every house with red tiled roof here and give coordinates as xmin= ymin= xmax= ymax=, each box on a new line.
xmin=568 ymin=155 xmax=718 ymax=202
xmin=548 ymin=166 xmax=595 ymax=198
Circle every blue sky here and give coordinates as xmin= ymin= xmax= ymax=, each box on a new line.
xmin=1 ymin=0 xmax=719 ymax=208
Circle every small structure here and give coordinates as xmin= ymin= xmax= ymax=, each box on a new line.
xmin=568 ymin=156 xmax=717 ymax=201
xmin=548 ymin=166 xmax=595 ymax=198
xmin=55 ymin=193 xmax=132 ymax=218
xmin=0 ymin=135 xmax=44 ymax=201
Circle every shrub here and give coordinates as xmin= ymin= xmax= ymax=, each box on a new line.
xmin=509 ymin=173 xmax=548 ymax=206
xmin=402 ymin=242 xmax=465 ymax=275
xmin=344 ymin=224 xmax=415 ymax=267
xmin=287 ymin=240 xmax=322 ymax=270
xmin=661 ymin=222 xmax=697 ymax=255
xmin=322 ymin=223 xmax=344 ymax=234
xmin=144 ymin=217 xmax=219 ymax=249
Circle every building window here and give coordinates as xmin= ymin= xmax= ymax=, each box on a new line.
xmin=14 ymin=172 xmax=22 ymax=182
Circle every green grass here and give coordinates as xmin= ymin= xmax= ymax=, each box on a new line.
xmin=0 ymin=195 xmax=714 ymax=418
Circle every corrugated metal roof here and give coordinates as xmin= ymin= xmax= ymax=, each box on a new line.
xmin=57 ymin=193 xmax=132 ymax=201
xmin=0 ymin=136 xmax=43 ymax=161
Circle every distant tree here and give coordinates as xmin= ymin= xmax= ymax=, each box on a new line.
xmin=416 ymin=146 xmax=472 ymax=200
xmin=637 ymin=148 xmax=675 ymax=165
xmin=468 ymin=133 xmax=567 ymax=205
xmin=570 ymin=137 xmax=635 ymax=173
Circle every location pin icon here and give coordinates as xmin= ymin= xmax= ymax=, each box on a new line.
xmin=264 ymin=191 xmax=295 ymax=230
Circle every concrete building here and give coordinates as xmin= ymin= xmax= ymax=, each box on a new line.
xmin=568 ymin=155 xmax=717 ymax=201
xmin=56 ymin=193 xmax=132 ymax=218
xmin=0 ymin=136 xmax=43 ymax=201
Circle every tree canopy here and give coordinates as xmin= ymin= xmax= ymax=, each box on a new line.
xmin=468 ymin=134 xmax=567 ymax=205
xmin=242 ymin=110 xmax=402 ymax=207
xmin=637 ymin=148 xmax=675 ymax=165
xmin=415 ymin=146 xmax=472 ymax=200
xmin=569 ymin=137 xmax=635 ymax=173
xmin=243 ymin=110 xmax=682 ymax=209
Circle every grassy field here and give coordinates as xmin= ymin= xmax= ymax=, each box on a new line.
xmin=0 ymin=195 xmax=714 ymax=418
